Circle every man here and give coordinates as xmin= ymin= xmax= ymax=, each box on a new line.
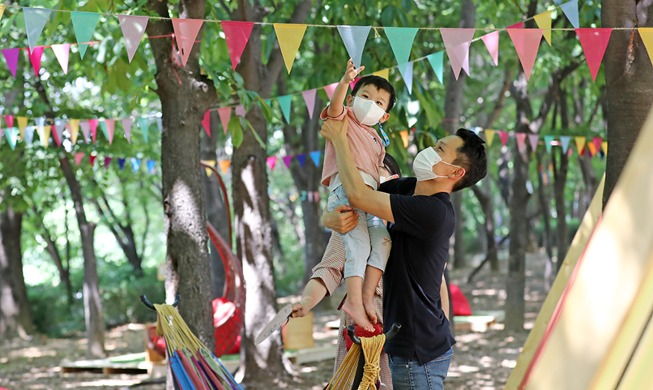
xmin=320 ymin=117 xmax=487 ymax=390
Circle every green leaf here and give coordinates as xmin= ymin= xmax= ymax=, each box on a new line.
xmin=229 ymin=115 xmax=243 ymax=148
xmin=243 ymin=118 xmax=265 ymax=148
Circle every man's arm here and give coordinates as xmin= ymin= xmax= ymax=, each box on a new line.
xmin=321 ymin=205 xmax=359 ymax=234
xmin=321 ymin=118 xmax=395 ymax=222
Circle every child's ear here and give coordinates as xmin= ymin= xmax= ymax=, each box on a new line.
xmin=346 ymin=95 xmax=354 ymax=106
xmin=379 ymin=113 xmax=390 ymax=123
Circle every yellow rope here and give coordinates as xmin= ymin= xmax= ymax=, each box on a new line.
xmin=326 ymin=334 xmax=386 ymax=390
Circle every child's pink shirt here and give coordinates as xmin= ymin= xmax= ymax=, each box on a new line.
xmin=320 ymin=105 xmax=386 ymax=188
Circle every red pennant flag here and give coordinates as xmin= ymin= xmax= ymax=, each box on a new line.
xmin=89 ymin=154 xmax=97 ymax=166
xmin=4 ymin=115 xmax=14 ymax=128
xmin=171 ymin=18 xmax=204 ymax=66
xmin=218 ymin=107 xmax=231 ymax=135
xmin=221 ymin=21 xmax=254 ymax=70
xmin=507 ymin=27 xmax=543 ymax=80
xmin=499 ymin=130 xmax=510 ymax=146
xmin=27 ymin=46 xmax=45 ymax=76
xmin=202 ymin=110 xmax=211 ymax=137
xmin=576 ymin=28 xmax=612 ymax=81
xmin=266 ymin=156 xmax=277 ymax=171
xmin=88 ymin=118 xmax=98 ymax=143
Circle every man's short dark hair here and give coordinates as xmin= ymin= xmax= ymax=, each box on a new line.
xmin=452 ymin=128 xmax=487 ymax=192
xmin=350 ymin=75 xmax=397 ymax=112
xmin=383 ymin=153 xmax=401 ymax=177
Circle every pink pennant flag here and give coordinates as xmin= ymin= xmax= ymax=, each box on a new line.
xmin=576 ymin=28 xmax=612 ymax=81
xmin=499 ymin=130 xmax=510 ymax=146
xmin=104 ymin=119 xmax=115 ymax=144
xmin=171 ymin=18 xmax=204 ymax=67
xmin=218 ymin=107 xmax=231 ymax=134
xmin=201 ymin=110 xmax=211 ymax=137
xmin=27 ymin=46 xmax=45 ymax=77
xmin=51 ymin=44 xmax=70 ymax=74
xmin=282 ymin=155 xmax=293 ymax=168
xmin=104 ymin=156 xmax=113 ymax=168
xmin=515 ymin=132 xmax=527 ymax=152
xmin=118 ymin=15 xmax=149 ymax=63
xmin=235 ymin=105 xmax=246 ymax=117
xmin=302 ymin=89 xmax=317 ymax=119
xmin=481 ymin=31 xmax=500 ymax=66
xmin=266 ymin=156 xmax=277 ymax=171
xmin=507 ymin=28 xmax=543 ymax=80
xmin=89 ymin=154 xmax=97 ymax=166
xmin=440 ymin=28 xmax=476 ymax=79
xmin=221 ymin=21 xmax=254 ymax=70
xmin=74 ymin=152 xmax=85 ymax=165
xmin=592 ymin=136 xmax=603 ymax=152
xmin=2 ymin=48 xmax=19 ymax=77
xmin=52 ymin=119 xmax=65 ymax=146
xmin=324 ymin=82 xmax=339 ymax=100
xmin=88 ymin=118 xmax=99 ymax=143
xmin=122 ymin=117 xmax=133 ymax=143
xmin=80 ymin=121 xmax=91 ymax=143
xmin=4 ymin=115 xmax=14 ymax=128
xmin=528 ymin=134 xmax=539 ymax=152
xmin=509 ymin=22 xmax=525 ymax=29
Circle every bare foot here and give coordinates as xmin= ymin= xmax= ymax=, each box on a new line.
xmin=342 ymin=300 xmax=374 ymax=332
xmin=363 ymin=299 xmax=377 ymax=325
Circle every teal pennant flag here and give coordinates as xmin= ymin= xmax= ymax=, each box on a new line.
xmin=427 ymin=51 xmax=444 ymax=84
xmin=278 ymin=95 xmax=292 ymax=123
xmin=71 ymin=11 xmax=101 ymax=59
xmin=384 ymin=27 xmax=418 ymax=66
xmin=23 ymin=7 xmax=52 ymax=50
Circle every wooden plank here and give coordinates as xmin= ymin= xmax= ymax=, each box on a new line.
xmin=521 ymin=108 xmax=653 ymax=389
xmin=286 ymin=345 xmax=337 ymax=365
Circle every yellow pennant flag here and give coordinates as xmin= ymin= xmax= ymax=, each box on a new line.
xmin=373 ymin=68 xmax=390 ymax=80
xmin=638 ymin=28 xmax=653 ymax=67
xmin=39 ymin=125 xmax=51 ymax=147
xmin=219 ymin=159 xmax=231 ymax=174
xmin=69 ymin=119 xmax=80 ymax=144
xmin=0 ymin=4 xmax=5 ymax=21
xmin=484 ymin=129 xmax=496 ymax=146
xmin=534 ymin=10 xmax=553 ymax=46
xmin=574 ymin=136 xmax=586 ymax=153
xmin=202 ymin=160 xmax=216 ymax=176
xmin=602 ymin=141 xmax=608 ymax=155
xmin=17 ymin=117 xmax=27 ymax=138
xmin=399 ymin=130 xmax=409 ymax=148
xmin=273 ymin=23 xmax=307 ymax=74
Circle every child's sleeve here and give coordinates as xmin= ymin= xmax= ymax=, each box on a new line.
xmin=320 ymin=105 xmax=348 ymax=121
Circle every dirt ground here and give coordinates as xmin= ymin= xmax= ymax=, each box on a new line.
xmin=0 ymin=252 xmax=549 ymax=390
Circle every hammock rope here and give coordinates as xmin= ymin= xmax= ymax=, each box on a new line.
xmin=326 ymin=333 xmax=386 ymax=390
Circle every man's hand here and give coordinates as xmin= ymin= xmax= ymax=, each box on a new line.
xmin=341 ymin=58 xmax=364 ymax=84
xmin=291 ymin=298 xmax=312 ymax=318
xmin=320 ymin=117 xmax=349 ymax=143
xmin=322 ymin=205 xmax=359 ymax=234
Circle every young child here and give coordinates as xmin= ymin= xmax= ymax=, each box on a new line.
xmin=316 ymin=59 xmax=397 ymax=331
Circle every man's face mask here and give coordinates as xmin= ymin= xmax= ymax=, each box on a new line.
xmin=351 ymin=97 xmax=386 ymax=126
xmin=412 ymin=147 xmax=462 ymax=181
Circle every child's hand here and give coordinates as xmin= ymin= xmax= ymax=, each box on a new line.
xmin=290 ymin=298 xmax=312 ymax=318
xmin=340 ymin=59 xmax=364 ymax=84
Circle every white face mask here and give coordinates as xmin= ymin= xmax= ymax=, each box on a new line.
xmin=351 ymin=97 xmax=386 ymax=126
xmin=412 ymin=147 xmax=461 ymax=181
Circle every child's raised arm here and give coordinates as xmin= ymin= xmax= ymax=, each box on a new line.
xmin=326 ymin=59 xmax=365 ymax=118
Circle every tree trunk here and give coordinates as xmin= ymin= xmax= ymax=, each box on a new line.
xmin=0 ymin=208 xmax=33 ymax=339
xmin=146 ymin=0 xmax=216 ymax=354
xmin=60 ymin=157 xmax=105 ymax=357
xmin=535 ymin=150 xmax=555 ymax=290
xmin=552 ymin=146 xmax=569 ymax=271
xmin=601 ymin=1 xmax=653 ymax=207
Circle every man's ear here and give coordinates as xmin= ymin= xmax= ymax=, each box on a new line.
xmin=379 ymin=113 xmax=390 ymax=123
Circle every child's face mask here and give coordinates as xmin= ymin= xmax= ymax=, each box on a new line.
xmin=352 ymin=97 xmax=386 ymax=126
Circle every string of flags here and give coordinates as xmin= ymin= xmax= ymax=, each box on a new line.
xmin=71 ymin=151 xmax=158 ymax=174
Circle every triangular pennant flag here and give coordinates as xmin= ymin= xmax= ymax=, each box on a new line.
xmin=349 ymin=76 xmax=361 ymax=91
xmin=560 ymin=135 xmax=571 ymax=153
xmin=201 ymin=110 xmax=211 ymax=137
xmin=515 ymin=132 xmax=527 ymax=153
xmin=118 ymin=15 xmax=149 ymax=63
xmin=576 ymin=28 xmax=612 ymax=81
xmin=397 ymin=62 xmax=414 ymax=94
xmin=0 ymin=5 xmax=5 ymax=21
xmin=499 ymin=130 xmax=510 ymax=146
xmin=592 ymin=136 xmax=603 ymax=152
xmin=574 ymin=136 xmax=586 ymax=153
xmin=337 ymin=25 xmax=371 ymax=68
xmin=171 ymin=18 xmax=204 ymax=66
xmin=587 ymin=141 xmax=597 ymax=157
xmin=147 ymin=160 xmax=156 ymax=174
xmin=278 ymin=95 xmax=292 ymax=123
xmin=102 ymin=119 xmax=115 ymax=144
xmin=218 ymin=107 xmax=231 ymax=134
xmin=282 ymin=155 xmax=293 ymax=168
xmin=602 ymin=141 xmax=608 ymax=154
xmin=88 ymin=118 xmax=98 ymax=143
xmin=221 ymin=21 xmax=254 ymax=70
xmin=309 ymin=150 xmax=321 ymax=166
xmin=534 ymin=11 xmax=553 ymax=46
xmin=426 ymin=52 xmax=444 ymax=83
xmin=4 ymin=115 xmax=14 ymax=128
xmin=138 ymin=117 xmax=150 ymax=143
xmin=484 ymin=129 xmax=496 ymax=146
xmin=17 ymin=117 xmax=27 ymax=136
xmin=74 ymin=152 xmax=85 ymax=166
xmin=5 ymin=128 xmax=17 ymax=150
xmin=560 ymin=0 xmax=580 ymax=28
xmin=324 ymin=82 xmax=339 ymax=100
xmin=69 ymin=119 xmax=80 ymax=144
xmin=156 ymin=117 xmax=162 ymax=132
xmin=440 ymin=28 xmax=476 ymax=79
xmin=235 ymin=105 xmax=246 ymax=117
xmin=24 ymin=126 xmax=35 ymax=145
xmin=118 ymin=158 xmax=126 ymax=170
xmin=71 ymin=11 xmax=101 ymax=59
xmin=130 ymin=158 xmax=141 ymax=172
xmin=89 ymin=154 xmax=97 ymax=167
xmin=507 ymin=28 xmax=543 ymax=80
xmin=372 ymin=68 xmax=390 ymax=80
xmin=27 ymin=46 xmax=44 ymax=76
xmin=51 ymin=44 xmax=70 ymax=74
xmin=639 ymin=28 xmax=653 ymax=67
xmin=104 ymin=156 xmax=113 ymax=168
xmin=296 ymin=153 xmax=307 ymax=168
xmin=273 ymin=23 xmax=307 ymax=73
xmin=52 ymin=118 xmax=65 ymax=146
xmin=218 ymin=159 xmax=231 ymax=174
xmin=544 ymin=135 xmax=555 ymax=153
xmin=481 ymin=31 xmax=500 ymax=66
xmin=0 ymin=128 xmax=5 ymax=144
xmin=384 ymin=27 xmax=418 ymax=66
xmin=302 ymin=89 xmax=317 ymax=119
xmin=23 ymin=7 xmax=52 ymax=50
xmin=203 ymin=160 xmax=215 ymax=176
xmin=122 ymin=118 xmax=133 ymax=143
xmin=2 ymin=48 xmax=20 ymax=78
xmin=399 ymin=130 xmax=409 ymax=148
xmin=80 ymin=121 xmax=91 ymax=143
xmin=266 ymin=156 xmax=277 ymax=171
xmin=528 ymin=134 xmax=539 ymax=152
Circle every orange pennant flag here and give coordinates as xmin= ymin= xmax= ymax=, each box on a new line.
xmin=484 ymin=129 xmax=496 ymax=146
xmin=273 ymin=23 xmax=307 ymax=74
xmin=587 ymin=141 xmax=597 ymax=156
xmin=219 ymin=159 xmax=231 ymax=174
xmin=399 ymin=130 xmax=409 ymax=148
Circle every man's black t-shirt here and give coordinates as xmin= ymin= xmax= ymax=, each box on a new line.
xmin=379 ymin=177 xmax=456 ymax=364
